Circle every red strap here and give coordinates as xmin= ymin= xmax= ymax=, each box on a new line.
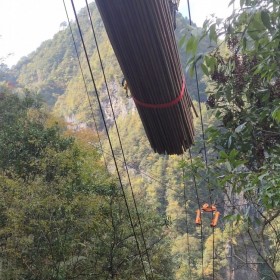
xmin=133 ymin=79 xmax=185 ymax=109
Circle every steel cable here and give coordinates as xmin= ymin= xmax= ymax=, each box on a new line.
xmin=68 ymin=1 xmax=149 ymax=278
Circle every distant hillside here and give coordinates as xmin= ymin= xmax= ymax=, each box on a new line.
xmin=9 ymin=3 xmax=207 ymax=118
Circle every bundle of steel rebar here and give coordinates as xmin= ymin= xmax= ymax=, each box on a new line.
xmin=96 ymin=0 xmax=195 ymax=155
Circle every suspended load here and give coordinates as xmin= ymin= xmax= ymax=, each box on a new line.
xmin=96 ymin=0 xmax=195 ymax=155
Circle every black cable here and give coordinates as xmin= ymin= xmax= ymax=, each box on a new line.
xmin=84 ymin=1 xmax=155 ymax=278
xmin=189 ymin=149 xmax=204 ymax=279
xmin=68 ymin=1 xmax=149 ymax=278
xmin=182 ymin=154 xmax=192 ymax=279
xmin=62 ymin=0 xmax=108 ymax=171
xmin=230 ymin=189 xmax=235 ymax=280
xmin=94 ymin=145 xmax=170 ymax=189
xmin=186 ymin=1 xmax=215 ymax=279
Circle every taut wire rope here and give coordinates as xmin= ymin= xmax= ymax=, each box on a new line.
xmin=84 ymin=1 xmax=155 ymax=277
xmin=185 ymin=0 xmax=216 ymax=279
xmin=189 ymin=149 xmax=204 ymax=279
xmin=62 ymin=0 xmax=108 ymax=171
xmin=68 ymin=1 xmax=149 ymax=278
xmin=182 ymin=154 xmax=193 ymax=279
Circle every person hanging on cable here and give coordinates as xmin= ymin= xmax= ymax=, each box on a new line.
xmin=121 ymin=77 xmax=130 ymax=98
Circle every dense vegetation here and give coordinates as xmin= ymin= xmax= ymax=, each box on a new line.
xmin=181 ymin=0 xmax=280 ymax=278
xmin=0 ymin=89 xmax=173 ymax=279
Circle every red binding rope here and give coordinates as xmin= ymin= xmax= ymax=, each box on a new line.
xmin=133 ymin=79 xmax=185 ymax=109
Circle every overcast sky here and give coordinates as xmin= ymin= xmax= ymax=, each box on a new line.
xmin=0 ymin=0 xmax=231 ymax=67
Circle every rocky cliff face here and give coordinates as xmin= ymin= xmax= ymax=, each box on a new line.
xmin=101 ymin=80 xmax=136 ymax=126
xmin=223 ymin=186 xmax=261 ymax=280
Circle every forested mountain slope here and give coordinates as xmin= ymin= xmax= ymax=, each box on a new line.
xmin=1 ymin=1 xmax=279 ymax=279
xmin=0 ymin=90 xmax=175 ymax=279
xmin=11 ymin=3 xmax=206 ymax=108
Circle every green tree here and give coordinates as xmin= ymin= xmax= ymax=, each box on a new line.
xmin=180 ymin=0 xmax=280 ymax=278
xmin=0 ymin=90 xmax=174 ymax=279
